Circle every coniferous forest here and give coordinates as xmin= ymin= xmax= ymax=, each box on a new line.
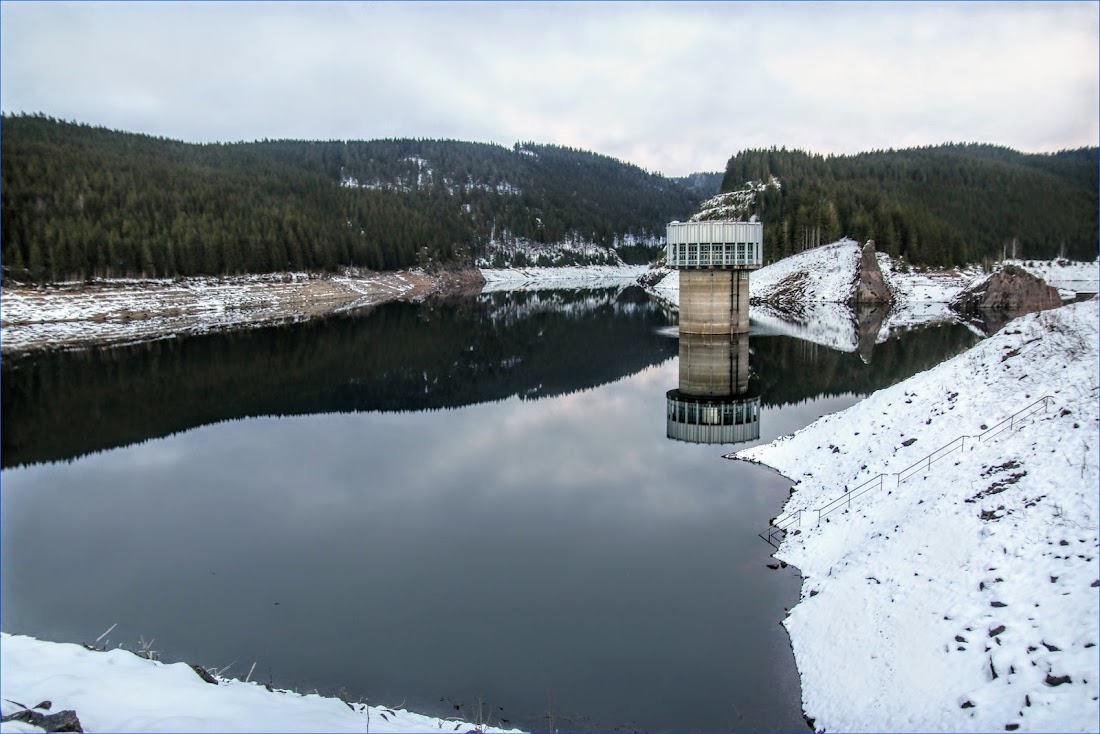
xmin=3 ymin=114 xmax=1096 ymax=283
xmin=0 ymin=114 xmax=698 ymax=281
xmin=718 ymin=145 xmax=1098 ymax=266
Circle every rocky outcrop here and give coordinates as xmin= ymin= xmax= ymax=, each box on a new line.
xmin=950 ymin=264 xmax=1064 ymax=332
xmin=850 ymin=241 xmax=894 ymax=306
xmin=1 ymin=707 xmax=83 ymax=732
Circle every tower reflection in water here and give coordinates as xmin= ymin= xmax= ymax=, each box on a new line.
xmin=666 ymin=331 xmax=761 ymax=444
xmin=663 ymin=218 xmax=763 ymax=445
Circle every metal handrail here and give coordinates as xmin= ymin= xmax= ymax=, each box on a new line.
xmin=758 ymin=394 xmax=1053 ymax=546
xmin=978 ymin=396 xmax=1051 ymax=443
xmin=818 ymin=473 xmax=886 ymax=520
xmin=896 ymin=435 xmax=968 ymax=485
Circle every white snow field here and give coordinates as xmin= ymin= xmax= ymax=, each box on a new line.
xmin=478 ymin=264 xmax=648 ymax=292
xmin=733 ymin=299 xmax=1100 ymax=732
xmin=0 ymin=634 xmax=520 ymax=733
xmin=748 ymin=238 xmax=864 ymax=304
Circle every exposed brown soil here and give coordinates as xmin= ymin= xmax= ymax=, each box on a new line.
xmin=1 ymin=267 xmax=485 ymax=355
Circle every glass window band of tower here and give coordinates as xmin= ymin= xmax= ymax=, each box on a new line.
xmin=666 ymin=221 xmax=763 ymax=269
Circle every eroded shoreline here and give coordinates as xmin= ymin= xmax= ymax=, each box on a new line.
xmin=0 ymin=268 xmax=484 ymax=355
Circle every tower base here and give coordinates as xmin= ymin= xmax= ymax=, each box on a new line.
xmin=677 ymin=270 xmax=749 ymax=334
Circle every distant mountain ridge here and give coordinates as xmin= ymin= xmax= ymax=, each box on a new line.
xmin=715 ymin=144 xmax=1098 ymax=266
xmin=0 ymin=114 xmax=700 ymax=281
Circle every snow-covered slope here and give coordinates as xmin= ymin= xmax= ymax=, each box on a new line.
xmin=479 ymin=265 xmax=647 ymax=292
xmin=749 ymin=239 xmax=863 ymax=305
xmin=1004 ymin=259 xmax=1099 ymax=298
xmin=734 ymin=300 xmax=1099 ymax=732
xmin=0 ymin=633 xmax=520 ymax=733
xmin=641 ymin=240 xmax=867 ymax=310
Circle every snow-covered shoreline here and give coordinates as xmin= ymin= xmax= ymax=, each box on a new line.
xmin=733 ymin=300 xmax=1099 ymax=732
xmin=0 ymin=269 xmax=482 ymax=355
xmin=478 ymin=264 xmax=648 ymax=292
xmin=0 ymin=633 xmax=520 ymax=733
xmin=0 ymin=266 xmax=655 ymax=354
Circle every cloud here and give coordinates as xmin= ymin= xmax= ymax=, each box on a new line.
xmin=2 ymin=1 xmax=1096 ymax=175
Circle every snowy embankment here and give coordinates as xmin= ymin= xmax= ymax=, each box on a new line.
xmin=0 ymin=633 xmax=519 ymax=734
xmin=0 ymin=270 xmax=459 ymax=354
xmin=733 ymin=300 xmax=1099 ymax=732
xmin=1005 ymin=259 xmax=1099 ymax=298
xmin=478 ymin=264 xmax=648 ymax=293
xmin=748 ymin=238 xmax=863 ymax=304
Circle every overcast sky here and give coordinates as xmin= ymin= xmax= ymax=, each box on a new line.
xmin=2 ymin=1 xmax=1096 ymax=176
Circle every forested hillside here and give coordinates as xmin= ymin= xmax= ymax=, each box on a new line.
xmin=0 ymin=114 xmax=698 ymax=281
xmin=672 ymin=171 xmax=724 ymax=199
xmin=716 ymin=145 xmax=1098 ymax=266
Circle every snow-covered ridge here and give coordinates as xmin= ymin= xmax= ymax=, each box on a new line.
xmin=0 ymin=633 xmax=521 ymax=733
xmin=749 ymin=238 xmax=862 ymax=304
xmin=689 ymin=176 xmax=779 ymax=222
xmin=734 ymin=300 xmax=1099 ymax=732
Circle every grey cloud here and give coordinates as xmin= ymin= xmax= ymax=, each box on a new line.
xmin=2 ymin=1 xmax=1096 ymax=176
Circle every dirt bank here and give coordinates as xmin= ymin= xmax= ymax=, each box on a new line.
xmin=1 ymin=267 xmax=485 ymax=355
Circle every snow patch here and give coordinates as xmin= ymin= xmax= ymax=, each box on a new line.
xmin=0 ymin=633 xmax=520 ymax=733
xmin=479 ymin=265 xmax=648 ymax=293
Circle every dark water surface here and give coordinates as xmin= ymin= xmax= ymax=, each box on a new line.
xmin=1 ymin=287 xmax=979 ymax=731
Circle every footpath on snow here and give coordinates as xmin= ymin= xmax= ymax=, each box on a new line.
xmin=733 ymin=299 xmax=1099 ymax=732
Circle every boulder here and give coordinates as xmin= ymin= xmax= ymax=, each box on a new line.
xmin=951 ymin=264 xmax=1063 ymax=325
xmin=850 ymin=241 xmax=894 ymax=306
xmin=1 ymin=709 xmax=83 ymax=732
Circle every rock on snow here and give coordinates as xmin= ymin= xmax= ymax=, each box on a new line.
xmin=734 ymin=300 xmax=1099 ymax=732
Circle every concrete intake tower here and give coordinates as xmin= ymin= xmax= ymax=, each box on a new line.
xmin=664 ymin=219 xmax=763 ymax=444
xmin=666 ymin=220 xmax=763 ymax=334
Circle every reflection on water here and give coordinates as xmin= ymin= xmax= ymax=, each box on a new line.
xmin=750 ymin=301 xmax=893 ymax=363
xmin=667 ymin=332 xmax=761 ymax=445
xmin=1 ymin=288 xmax=676 ymax=469
xmin=0 ymin=287 xmax=983 ymax=732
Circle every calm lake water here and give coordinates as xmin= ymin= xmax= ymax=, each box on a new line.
xmin=1 ymin=286 xmax=979 ymax=731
